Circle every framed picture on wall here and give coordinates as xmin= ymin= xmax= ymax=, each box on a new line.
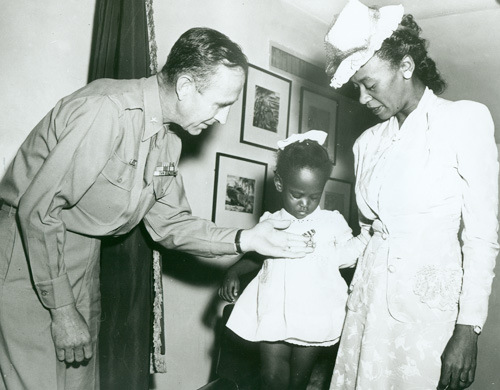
xmin=299 ymin=87 xmax=339 ymax=165
xmin=240 ymin=64 xmax=291 ymax=151
xmin=320 ymin=178 xmax=352 ymax=221
xmin=212 ymin=153 xmax=268 ymax=229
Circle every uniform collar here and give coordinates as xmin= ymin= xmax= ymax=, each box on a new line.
xmin=142 ymin=75 xmax=168 ymax=141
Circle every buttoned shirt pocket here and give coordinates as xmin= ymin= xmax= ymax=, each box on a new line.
xmin=74 ymin=152 xmax=137 ymax=227
xmin=153 ymin=175 xmax=176 ymax=200
xmin=101 ymin=152 xmax=135 ymax=191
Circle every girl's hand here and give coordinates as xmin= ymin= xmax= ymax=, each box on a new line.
xmin=218 ymin=271 xmax=240 ymax=302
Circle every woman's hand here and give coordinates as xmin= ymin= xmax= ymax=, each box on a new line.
xmin=438 ymin=324 xmax=478 ymax=389
xmin=218 ymin=270 xmax=240 ymax=303
xmin=50 ymin=304 xmax=93 ymax=364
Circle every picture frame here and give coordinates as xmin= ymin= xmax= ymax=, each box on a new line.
xmin=299 ymin=87 xmax=339 ymax=165
xmin=320 ymin=178 xmax=352 ymax=221
xmin=240 ymin=64 xmax=291 ymax=151
xmin=212 ymin=153 xmax=268 ymax=229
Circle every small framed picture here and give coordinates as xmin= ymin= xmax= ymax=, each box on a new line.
xmin=299 ymin=87 xmax=339 ymax=164
xmin=212 ymin=153 xmax=268 ymax=229
xmin=321 ymin=178 xmax=352 ymax=221
xmin=240 ymin=64 xmax=291 ymax=151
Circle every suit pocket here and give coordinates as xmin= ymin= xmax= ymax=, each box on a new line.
xmin=413 ymin=265 xmax=463 ymax=311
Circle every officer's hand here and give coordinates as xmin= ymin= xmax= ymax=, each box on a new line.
xmin=50 ymin=304 xmax=93 ymax=364
xmin=240 ymin=219 xmax=313 ymax=258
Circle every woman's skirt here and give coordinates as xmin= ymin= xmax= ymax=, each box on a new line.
xmin=330 ymin=248 xmax=455 ymax=390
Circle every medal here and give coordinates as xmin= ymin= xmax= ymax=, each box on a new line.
xmin=153 ymin=162 xmax=178 ymax=177
xmin=303 ymin=229 xmax=316 ymax=248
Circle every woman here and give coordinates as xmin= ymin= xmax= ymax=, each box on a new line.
xmin=324 ymin=1 xmax=498 ymax=389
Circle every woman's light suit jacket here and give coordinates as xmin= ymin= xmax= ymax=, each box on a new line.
xmin=348 ymin=88 xmax=499 ymax=327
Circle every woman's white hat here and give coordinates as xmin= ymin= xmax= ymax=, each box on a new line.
xmin=325 ymin=0 xmax=404 ymax=88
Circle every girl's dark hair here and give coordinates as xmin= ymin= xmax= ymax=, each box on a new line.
xmin=275 ymin=140 xmax=332 ymax=183
xmin=377 ymin=14 xmax=446 ymax=94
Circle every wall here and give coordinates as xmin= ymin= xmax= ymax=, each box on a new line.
xmin=0 ymin=0 xmax=95 ymax=174
xmin=419 ymin=9 xmax=500 ymax=142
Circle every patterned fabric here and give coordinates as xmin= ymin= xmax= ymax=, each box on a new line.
xmin=145 ymin=0 xmax=158 ymax=76
xmin=151 ymin=248 xmax=167 ymax=373
xmin=331 ymin=253 xmax=455 ymax=390
xmin=227 ymin=208 xmax=368 ymax=346
xmin=144 ymin=1 xmax=166 ymax=371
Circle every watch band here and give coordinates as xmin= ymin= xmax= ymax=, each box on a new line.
xmin=235 ymin=229 xmax=244 ymax=254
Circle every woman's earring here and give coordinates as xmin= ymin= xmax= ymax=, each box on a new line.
xmin=403 ymin=71 xmax=412 ymax=79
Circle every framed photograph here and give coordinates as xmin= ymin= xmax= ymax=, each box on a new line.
xmin=212 ymin=153 xmax=268 ymax=229
xmin=299 ymin=87 xmax=339 ymax=164
xmin=320 ymin=178 xmax=352 ymax=221
xmin=240 ymin=64 xmax=291 ymax=151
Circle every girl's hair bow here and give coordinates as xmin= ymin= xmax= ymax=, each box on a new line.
xmin=277 ymin=130 xmax=328 ymax=150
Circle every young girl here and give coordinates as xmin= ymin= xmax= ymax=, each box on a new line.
xmin=218 ymin=130 xmax=369 ymax=390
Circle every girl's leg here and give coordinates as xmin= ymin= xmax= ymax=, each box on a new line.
xmin=289 ymin=345 xmax=322 ymax=390
xmin=260 ymin=341 xmax=292 ymax=390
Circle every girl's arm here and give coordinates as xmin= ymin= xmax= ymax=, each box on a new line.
xmin=332 ymin=212 xmax=371 ymax=269
xmin=218 ymin=253 xmax=263 ymax=302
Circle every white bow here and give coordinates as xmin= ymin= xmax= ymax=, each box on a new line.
xmin=277 ymin=130 xmax=328 ymax=150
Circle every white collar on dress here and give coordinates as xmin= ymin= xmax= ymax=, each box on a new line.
xmin=280 ymin=206 xmax=322 ymax=221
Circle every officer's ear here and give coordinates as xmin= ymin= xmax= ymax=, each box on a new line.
xmin=175 ymin=74 xmax=196 ymax=101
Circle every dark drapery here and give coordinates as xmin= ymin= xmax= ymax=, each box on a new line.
xmin=88 ymin=0 xmax=150 ymax=81
xmin=88 ymin=1 xmax=156 ymax=389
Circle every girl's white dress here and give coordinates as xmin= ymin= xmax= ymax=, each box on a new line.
xmin=226 ymin=207 xmax=368 ymax=347
xmin=330 ymin=88 xmax=499 ymax=390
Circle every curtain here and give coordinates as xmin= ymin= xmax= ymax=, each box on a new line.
xmin=88 ymin=1 xmax=164 ymax=389
xmin=88 ymin=0 xmax=150 ymax=80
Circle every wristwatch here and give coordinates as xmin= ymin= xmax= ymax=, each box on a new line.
xmin=234 ymin=229 xmax=244 ymax=254
xmin=472 ymin=325 xmax=482 ymax=335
